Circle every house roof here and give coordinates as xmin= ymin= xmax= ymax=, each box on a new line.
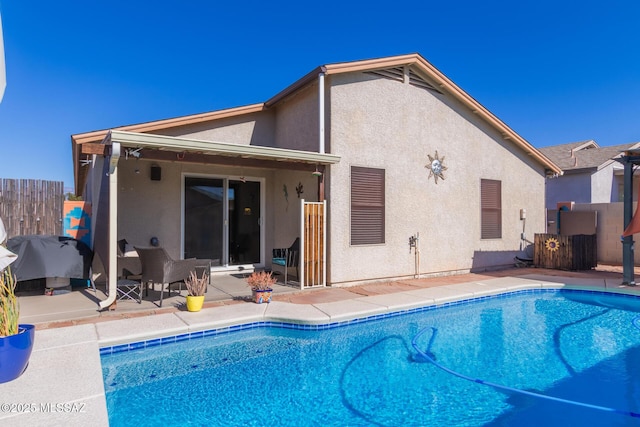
xmin=71 ymin=53 xmax=561 ymax=192
xmin=539 ymin=140 xmax=640 ymax=172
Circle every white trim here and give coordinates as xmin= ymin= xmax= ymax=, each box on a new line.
xmin=319 ymin=73 xmax=325 ymax=154
xmin=107 ymin=130 xmax=340 ymax=165
xmin=99 ymin=147 xmax=120 ymax=309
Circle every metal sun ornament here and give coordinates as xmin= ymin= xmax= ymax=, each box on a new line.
xmin=545 ymin=237 xmax=559 ymax=252
xmin=425 ymin=151 xmax=447 ymax=184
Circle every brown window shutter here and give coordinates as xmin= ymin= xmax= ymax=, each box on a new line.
xmin=351 ymin=167 xmax=385 ymax=245
xmin=481 ymin=179 xmax=502 ymax=239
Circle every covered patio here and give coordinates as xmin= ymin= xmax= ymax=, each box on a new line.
xmin=73 ymin=129 xmax=340 ymax=311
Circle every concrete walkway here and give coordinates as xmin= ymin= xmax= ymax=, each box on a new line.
xmin=3 ymin=266 xmax=640 ymax=426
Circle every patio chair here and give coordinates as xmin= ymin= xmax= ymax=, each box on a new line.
xmin=271 ymin=238 xmax=299 ymax=286
xmin=134 ymin=246 xmax=198 ymax=307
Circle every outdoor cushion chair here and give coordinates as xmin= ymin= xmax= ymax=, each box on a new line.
xmin=271 ymin=238 xmax=299 ymax=286
xmin=134 ymin=246 xmax=198 ymax=307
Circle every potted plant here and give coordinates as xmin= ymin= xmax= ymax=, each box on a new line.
xmin=246 ymin=271 xmax=276 ymax=304
xmin=0 ymin=217 xmax=35 ymax=383
xmin=184 ymin=270 xmax=208 ymax=312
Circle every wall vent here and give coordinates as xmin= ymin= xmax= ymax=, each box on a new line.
xmin=409 ymin=70 xmax=442 ymax=94
xmin=364 ymin=67 xmax=404 ymax=83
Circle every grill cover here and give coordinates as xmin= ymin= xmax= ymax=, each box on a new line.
xmin=6 ymin=235 xmax=92 ymax=282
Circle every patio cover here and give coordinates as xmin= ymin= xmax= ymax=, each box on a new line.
xmin=104 ymin=130 xmax=341 ymax=165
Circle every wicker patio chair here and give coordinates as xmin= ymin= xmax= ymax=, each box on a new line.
xmin=271 ymin=238 xmax=299 ymax=286
xmin=134 ymin=246 xmax=198 ymax=307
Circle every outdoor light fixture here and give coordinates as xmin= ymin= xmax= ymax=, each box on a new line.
xmin=125 ymin=148 xmax=142 ymax=159
xmin=312 ymin=165 xmax=322 ymax=177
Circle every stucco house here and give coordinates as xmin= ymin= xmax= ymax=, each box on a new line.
xmin=71 ymin=53 xmax=561 ymax=309
xmin=540 ymin=140 xmax=640 ymax=210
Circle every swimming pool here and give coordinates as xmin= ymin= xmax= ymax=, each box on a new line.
xmin=101 ymin=289 xmax=640 ymax=426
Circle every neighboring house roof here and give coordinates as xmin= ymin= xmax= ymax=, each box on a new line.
xmin=539 ymin=140 xmax=640 ymax=173
xmin=71 ymin=53 xmax=561 ymax=191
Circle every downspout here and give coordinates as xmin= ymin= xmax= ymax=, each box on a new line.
xmin=318 ymin=70 xmax=325 ymax=154
xmin=317 ymin=70 xmax=326 ymax=201
xmin=99 ymin=142 xmax=121 ymax=309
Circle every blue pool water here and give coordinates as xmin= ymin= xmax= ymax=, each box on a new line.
xmin=101 ymin=290 xmax=640 ymax=426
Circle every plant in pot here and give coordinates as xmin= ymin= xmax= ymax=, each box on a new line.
xmin=246 ymin=271 xmax=276 ymax=304
xmin=0 ymin=217 xmax=35 ymax=383
xmin=184 ymin=270 xmax=208 ymax=312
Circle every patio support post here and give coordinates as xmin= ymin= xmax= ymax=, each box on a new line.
xmin=622 ymin=157 xmax=635 ymax=286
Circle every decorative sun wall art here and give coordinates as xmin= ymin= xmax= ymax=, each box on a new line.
xmin=545 ymin=237 xmax=559 ymax=252
xmin=425 ymin=150 xmax=447 ymax=184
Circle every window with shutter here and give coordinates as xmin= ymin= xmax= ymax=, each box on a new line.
xmin=481 ymin=179 xmax=501 ymax=239
xmin=351 ymin=166 xmax=385 ymax=245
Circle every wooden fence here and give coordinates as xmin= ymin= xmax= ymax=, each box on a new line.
xmin=534 ymin=233 xmax=597 ymax=271
xmin=0 ymin=179 xmax=64 ymax=239
xmin=300 ymin=200 xmax=326 ymax=289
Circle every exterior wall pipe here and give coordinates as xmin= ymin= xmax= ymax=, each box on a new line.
xmin=319 ymin=72 xmax=325 ymax=154
xmin=99 ymin=142 xmax=120 ymax=309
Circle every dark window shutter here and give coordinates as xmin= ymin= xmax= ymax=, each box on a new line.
xmin=351 ymin=167 xmax=385 ymax=245
xmin=481 ymin=179 xmax=502 ymax=239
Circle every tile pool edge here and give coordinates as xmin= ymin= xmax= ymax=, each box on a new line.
xmin=98 ymin=283 xmax=640 ymax=355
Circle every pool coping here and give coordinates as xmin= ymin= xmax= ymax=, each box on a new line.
xmin=3 ymin=274 xmax=640 ymax=426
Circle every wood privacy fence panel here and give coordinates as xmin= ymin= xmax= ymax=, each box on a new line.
xmin=300 ymin=200 xmax=326 ymax=289
xmin=0 ymin=179 xmax=64 ymax=239
xmin=534 ymin=233 xmax=597 ymax=271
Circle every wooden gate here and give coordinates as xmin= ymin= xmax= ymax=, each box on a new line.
xmin=299 ymin=199 xmax=326 ymax=289
xmin=534 ymin=233 xmax=597 ymax=270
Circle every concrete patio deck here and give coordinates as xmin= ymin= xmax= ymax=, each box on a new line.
xmin=3 ymin=265 xmax=640 ymax=426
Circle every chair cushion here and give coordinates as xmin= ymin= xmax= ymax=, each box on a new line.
xmin=272 ymin=258 xmax=286 ymax=266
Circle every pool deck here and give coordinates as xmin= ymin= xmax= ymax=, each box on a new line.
xmin=3 ymin=266 xmax=640 ymax=426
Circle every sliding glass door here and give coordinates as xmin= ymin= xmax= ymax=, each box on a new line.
xmin=184 ymin=176 xmax=262 ymax=266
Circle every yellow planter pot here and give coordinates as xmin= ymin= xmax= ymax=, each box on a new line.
xmin=186 ymin=295 xmax=205 ymax=312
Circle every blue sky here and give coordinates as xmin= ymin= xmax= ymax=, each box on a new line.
xmin=1 ymin=1 xmax=639 ymax=191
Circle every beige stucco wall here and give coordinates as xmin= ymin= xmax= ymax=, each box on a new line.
xmin=572 ymin=202 xmax=640 ymax=265
xmin=157 ymin=110 xmax=277 ymax=147
xmin=326 ymin=72 xmax=548 ymax=285
xmin=591 ymin=164 xmax=616 ymax=203
xmin=273 ymin=83 xmax=319 ymax=152
xmin=114 ymin=156 xmax=317 ymax=267
xmin=102 ymin=69 xmax=552 ymax=286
